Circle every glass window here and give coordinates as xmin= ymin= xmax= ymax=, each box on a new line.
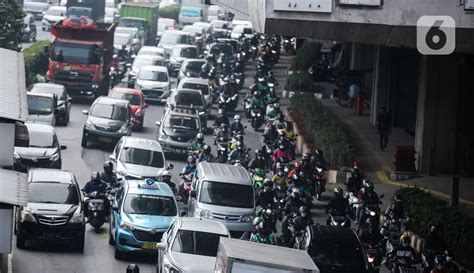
xmin=123 ymin=194 xmax=177 ymax=216
xmin=27 ymin=95 xmax=54 ymax=115
xmin=138 ymin=70 xmax=168 ymax=82
xmin=185 ymin=61 xmax=205 ymax=73
xmin=210 ymin=43 xmax=233 ymax=56
xmin=175 ymin=92 xmax=203 ymax=106
xmin=114 ymin=34 xmax=131 ymax=46
xmin=109 ymin=91 xmax=141 ymax=106
xmin=31 ymin=86 xmax=65 ymax=100
xmin=90 ymin=103 xmax=129 ymax=122
xmin=28 ymin=183 xmax=79 ymax=205
xmin=47 ymin=8 xmax=65 ymax=16
xmin=119 ymin=147 xmax=165 ymax=168
xmin=243 ymin=28 xmax=253 ymax=34
xmin=51 ymin=41 xmax=98 ymax=65
xmin=182 ymin=83 xmax=209 ymax=95
xmin=119 ymin=19 xmax=146 ymax=30
xmin=164 ymin=115 xmax=199 ymax=130
xmin=172 ymin=230 xmax=226 ymax=256
xmin=308 ymin=238 xmax=367 ymax=269
xmin=28 ymin=130 xmax=57 ymax=148
xmin=161 ymin=33 xmax=189 ymax=45
xmin=172 ymin=47 xmax=198 ymax=58
xmin=199 ymin=181 xmax=254 ymax=208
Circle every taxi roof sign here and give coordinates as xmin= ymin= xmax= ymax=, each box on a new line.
xmin=139 ymin=178 xmax=160 ymax=189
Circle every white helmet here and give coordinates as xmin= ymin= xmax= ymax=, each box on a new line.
xmin=161 ymin=170 xmax=171 ymax=177
xmin=234 ymin=115 xmax=241 ymax=121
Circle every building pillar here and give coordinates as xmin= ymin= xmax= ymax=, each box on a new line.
xmin=370 ymin=46 xmax=391 ymax=125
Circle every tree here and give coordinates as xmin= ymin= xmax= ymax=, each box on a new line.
xmin=0 ymin=0 xmax=25 ymax=51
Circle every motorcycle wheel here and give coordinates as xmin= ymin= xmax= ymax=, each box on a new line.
xmin=316 ymin=192 xmax=321 ymax=201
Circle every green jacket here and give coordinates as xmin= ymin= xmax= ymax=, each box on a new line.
xmin=191 ymin=143 xmax=205 ymax=151
xmin=250 ymin=233 xmax=276 ymax=245
xmin=250 ymin=97 xmax=264 ymax=109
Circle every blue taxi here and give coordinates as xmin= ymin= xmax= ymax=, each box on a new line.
xmin=109 ymin=178 xmax=178 ymax=259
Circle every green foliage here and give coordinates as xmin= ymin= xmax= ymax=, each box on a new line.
xmin=23 ymin=40 xmax=49 ymax=87
xmin=397 ymin=187 xmax=474 ymax=268
xmin=0 ymin=0 xmax=25 ymax=51
xmin=287 ymin=71 xmax=314 ymax=92
xmin=159 ymin=3 xmax=181 ymax=22
xmin=291 ymin=41 xmax=321 ymax=71
xmin=290 ymin=93 xmax=354 ymax=168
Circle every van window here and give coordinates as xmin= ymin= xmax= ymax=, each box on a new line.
xmin=199 ymin=181 xmax=254 ymax=208
xmin=180 ymin=7 xmax=201 ymax=17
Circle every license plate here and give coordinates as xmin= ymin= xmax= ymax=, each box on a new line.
xmin=44 ymin=232 xmax=59 ymax=239
xmin=98 ymin=136 xmax=112 ymax=143
xmin=147 ymin=92 xmax=158 ymax=98
xmin=142 ymin=242 xmax=157 ymax=250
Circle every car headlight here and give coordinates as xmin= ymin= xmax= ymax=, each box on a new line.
xmin=92 ymin=84 xmax=99 ymax=89
xmin=240 ymin=214 xmax=254 ymax=223
xmin=49 ymin=152 xmax=60 ymax=162
xmin=85 ymin=119 xmax=94 ymax=130
xmin=163 ymin=86 xmax=170 ymax=91
xmin=164 ymin=264 xmax=181 ymax=273
xmin=57 ymin=103 xmax=66 ymax=111
xmin=120 ymin=220 xmax=135 ymax=231
xmin=159 ymin=131 xmax=169 ymax=141
xmin=118 ymin=125 xmax=129 ymax=134
xmin=268 ymin=83 xmax=274 ymax=88
xmin=14 ymin=152 xmax=20 ymax=160
xmin=197 ymin=209 xmax=213 ymax=219
xmin=69 ymin=211 xmax=84 ymax=224
xmin=20 ymin=209 xmax=36 ymax=223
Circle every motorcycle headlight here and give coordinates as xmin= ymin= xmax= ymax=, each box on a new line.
xmin=110 ymin=66 xmax=116 ymax=72
xmin=120 ymin=220 xmax=135 ymax=231
xmin=268 ymin=83 xmax=274 ymax=87
xmin=14 ymin=152 xmax=20 ymax=160
xmin=240 ymin=214 xmax=254 ymax=223
xmin=368 ymin=256 xmax=375 ymax=263
xmin=49 ymin=152 xmax=60 ymax=162
xmin=25 ymin=27 xmax=30 ymax=33
xmin=20 ymin=209 xmax=36 ymax=223
xmin=118 ymin=125 xmax=129 ymax=134
xmin=164 ymin=264 xmax=181 ymax=273
xmin=197 ymin=209 xmax=213 ymax=219
xmin=370 ymin=211 xmax=376 ymax=216
xmin=235 ymin=78 xmax=241 ymax=83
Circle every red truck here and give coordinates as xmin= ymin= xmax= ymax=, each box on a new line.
xmin=47 ymin=20 xmax=116 ymax=97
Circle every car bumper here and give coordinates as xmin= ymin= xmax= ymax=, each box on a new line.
xmin=115 ymin=228 xmax=164 ymax=254
xmin=141 ymin=89 xmax=170 ymax=102
xmin=192 ymin=215 xmax=253 ymax=238
xmin=17 ymin=221 xmax=85 ymax=242
xmin=14 ymin=158 xmax=61 ymax=172
xmin=84 ymin=128 xmax=127 ymax=144
xmin=158 ymin=140 xmax=192 ymax=155
xmin=55 ymin=110 xmax=68 ymax=122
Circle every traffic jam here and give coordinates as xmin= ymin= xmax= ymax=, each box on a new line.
xmin=12 ymin=1 xmax=426 ymax=273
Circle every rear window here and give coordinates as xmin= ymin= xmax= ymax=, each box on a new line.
xmin=175 ymin=92 xmax=203 ymax=106
xmin=119 ymin=18 xmax=146 ymax=30
xmin=109 ymin=91 xmax=141 ymax=106
xmin=138 ymin=70 xmax=168 ymax=82
xmin=172 ymin=47 xmax=198 ymax=58
xmin=27 ymin=94 xmax=54 ymax=115
xmin=119 ymin=147 xmax=165 ymax=168
xmin=123 ymin=194 xmax=177 ymax=216
xmin=182 ymin=83 xmax=209 ymax=95
xmin=90 ymin=103 xmax=129 ymax=122
xmin=185 ymin=61 xmax=205 ymax=72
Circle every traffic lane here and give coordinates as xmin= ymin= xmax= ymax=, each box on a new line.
xmin=22 ymin=19 xmax=51 ymax=49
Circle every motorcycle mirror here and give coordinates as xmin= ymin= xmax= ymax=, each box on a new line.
xmin=380 ymin=194 xmax=385 ymax=199
xmin=156 ymin=242 xmax=166 ymax=251
xmin=190 ymin=190 xmax=197 ymax=198
xmin=112 ymin=205 xmax=118 ymax=212
xmin=180 ymin=210 xmax=187 ymax=217
xmin=167 ymin=163 xmax=174 ymax=170
xmin=109 ymin=154 xmax=116 ymax=161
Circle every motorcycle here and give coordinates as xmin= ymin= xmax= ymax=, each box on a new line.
xmin=328 ymin=209 xmax=351 ymax=227
xmin=289 ymin=220 xmax=311 ymax=250
xmin=218 ymin=92 xmax=239 ymax=112
xmin=250 ymin=168 xmax=265 ymax=190
xmin=390 ymin=258 xmax=416 ymax=273
xmin=359 ymin=202 xmax=381 ymax=232
xmin=250 ymin=108 xmax=264 ymax=130
xmin=216 ymin=138 xmax=229 ymax=163
xmin=421 ymin=250 xmax=444 ymax=273
xmin=364 ymin=242 xmax=383 ymax=273
xmin=348 ymin=192 xmax=362 ymax=221
xmin=83 ymin=190 xmax=112 ymax=233
xmin=178 ymin=173 xmax=193 ymax=204
xmin=313 ymin=167 xmax=326 ymax=200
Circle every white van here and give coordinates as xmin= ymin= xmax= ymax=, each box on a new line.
xmin=178 ymin=6 xmax=203 ymax=26
xmin=207 ymin=5 xmax=224 ymax=22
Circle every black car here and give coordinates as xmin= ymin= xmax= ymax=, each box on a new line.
xmin=30 ymin=83 xmax=72 ymax=126
xmin=15 ymin=169 xmax=85 ymax=252
xmin=307 ymin=225 xmax=370 ymax=273
xmin=22 ymin=13 xmax=37 ymax=43
xmin=177 ymin=58 xmax=206 ymax=84
xmin=14 ymin=122 xmax=67 ymax=172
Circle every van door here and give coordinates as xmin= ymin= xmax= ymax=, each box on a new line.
xmin=188 ymin=171 xmax=199 ymax=215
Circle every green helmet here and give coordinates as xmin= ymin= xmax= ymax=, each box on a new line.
xmin=253 ymin=217 xmax=262 ymax=227
xmin=334 ymin=187 xmax=344 ymax=198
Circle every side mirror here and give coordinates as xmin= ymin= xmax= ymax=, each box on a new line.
xmin=190 ymin=190 xmax=197 ymax=198
xmin=180 ymin=210 xmax=187 ymax=217
xmin=380 ymin=194 xmax=385 ymax=199
xmin=60 ymin=145 xmax=67 ymax=150
xmin=82 ymin=110 xmax=89 ymax=115
xmin=109 ymin=154 xmax=116 ymax=161
xmin=155 ymin=121 xmax=161 ymax=126
xmin=167 ymin=163 xmax=174 ymax=170
xmin=156 ymin=242 xmax=166 ymax=251
xmin=43 ymin=45 xmax=49 ymax=54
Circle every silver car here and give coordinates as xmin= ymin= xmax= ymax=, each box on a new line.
xmin=24 ymin=0 xmax=60 ymax=19
xmin=27 ymin=92 xmax=57 ymax=126
xmin=109 ymin=136 xmax=170 ymax=180
xmin=157 ymin=218 xmax=230 ymax=273
xmin=177 ymin=77 xmax=212 ymax=107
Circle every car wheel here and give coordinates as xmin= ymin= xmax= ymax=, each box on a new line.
xmin=76 ymin=234 xmax=85 ymax=252
xmin=16 ymin=236 xmax=26 ymax=249
xmin=81 ymin=134 xmax=88 ymax=148
xmin=114 ymin=246 xmax=123 ymax=260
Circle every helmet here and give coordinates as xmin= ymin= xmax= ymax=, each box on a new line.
xmin=273 ymin=102 xmax=280 ymax=108
xmin=400 ymin=232 xmax=411 ymax=246
xmin=278 ymin=143 xmax=286 ymax=150
xmin=276 ymin=122 xmax=285 ymax=130
xmin=255 ymin=149 xmax=263 ymax=157
xmin=262 ymin=208 xmax=273 ymax=219
xmin=253 ymin=217 xmax=262 ymax=227
xmin=299 ymin=206 xmax=308 ymax=217
xmin=364 ymin=180 xmax=374 ymax=192
xmin=196 ymin=133 xmax=204 ymax=143
xmin=234 ymin=115 xmax=241 ymax=121
xmin=220 ymin=123 xmax=228 ymax=129
xmin=434 ymin=256 xmax=445 ymax=269
xmin=294 ymin=162 xmax=302 ymax=169
xmin=161 ymin=170 xmax=171 ymax=182
xmin=302 ymin=153 xmax=311 ymax=161
xmin=187 ymin=156 xmax=196 ymax=164
xmin=126 ymin=264 xmax=140 ymax=273
xmin=445 ymin=250 xmax=454 ymax=263
xmin=206 ymin=55 xmax=214 ymax=62
xmin=204 ymin=145 xmax=211 ymax=154
xmin=263 ymin=178 xmax=272 ymax=189
xmin=430 ymin=224 xmax=438 ymax=233
xmin=334 ymin=187 xmax=344 ymax=198
xmin=218 ymin=109 xmax=224 ymax=116
xmin=290 ymin=188 xmax=300 ymax=199
xmin=315 ymin=149 xmax=324 ymax=157
xmin=103 ymin=161 xmax=113 ymax=174
xmin=91 ymin=171 xmax=101 ymax=182
xmin=351 ymin=167 xmax=361 ymax=177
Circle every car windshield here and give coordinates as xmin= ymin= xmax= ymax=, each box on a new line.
xmin=119 ymin=19 xmax=146 ymax=30
xmin=172 ymin=47 xmax=198 ymax=58
xmin=109 ymin=91 xmax=141 ymax=106
xmin=172 ymin=230 xmax=226 ymax=256
xmin=116 ymin=28 xmax=138 ymax=36
xmin=28 ymin=130 xmax=57 ymax=148
xmin=308 ymin=238 xmax=367 ymax=269
xmin=161 ymin=33 xmax=188 ymax=45
xmin=31 ymin=86 xmax=65 ymax=100
xmin=114 ymin=34 xmax=130 ymax=46
xmin=199 ymin=181 xmax=254 ymax=208
xmin=51 ymin=41 xmax=98 ymax=64
xmin=119 ymin=147 xmax=165 ymax=168
xmin=123 ymin=194 xmax=177 ymax=216
xmin=28 ymin=183 xmax=79 ymax=205
xmin=243 ymin=28 xmax=253 ymax=34
xmin=105 ymin=8 xmax=115 ymax=17
xmin=165 ymin=115 xmax=199 ymax=130
xmin=210 ymin=44 xmax=233 ymax=56
xmin=175 ymin=92 xmax=203 ymax=106
xmin=67 ymin=8 xmax=92 ymax=18
xmin=182 ymin=83 xmax=209 ymax=95
xmin=28 ymin=0 xmax=48 ymax=3
xmin=90 ymin=103 xmax=129 ymax=121
xmin=185 ymin=61 xmax=205 ymax=72
xmin=47 ymin=8 xmax=65 ymax=16
xmin=133 ymin=58 xmax=163 ymax=72
xmin=182 ymin=26 xmax=202 ymax=36
xmin=138 ymin=70 xmax=168 ymax=82
xmin=27 ymin=95 xmax=54 ymax=115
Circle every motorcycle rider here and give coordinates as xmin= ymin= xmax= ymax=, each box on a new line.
xmin=248 ymin=149 xmax=267 ymax=170
xmin=250 ymin=90 xmax=265 ymax=110
xmin=357 ymin=180 xmax=380 ymax=227
xmin=83 ymin=171 xmax=109 ymax=219
xmin=191 ymin=133 xmax=206 ymax=152
xmin=325 ymin=187 xmax=349 ymax=225
xmin=230 ymin=115 xmax=245 ymax=135
xmin=272 ymin=143 xmax=293 ymax=168
xmin=431 ymin=257 xmax=448 ymax=273
xmin=198 ymin=145 xmax=214 ymax=163
xmin=345 ymin=167 xmax=363 ymax=195
xmin=288 ymin=206 xmax=313 ymax=248
xmin=360 ymin=220 xmax=384 ymax=246
xmin=423 ymin=224 xmax=447 ymax=272
xmin=312 ymin=149 xmax=327 ymax=170
xmin=257 ymin=179 xmax=278 ymax=208
xmin=384 ymin=194 xmax=407 ymax=221
xmin=266 ymin=102 xmax=281 ymax=120
xmin=388 ymin=233 xmax=417 ymax=270
xmin=281 ymin=188 xmax=304 ymax=242
xmin=126 ymin=264 xmax=140 ymax=273
xmin=250 ymin=217 xmax=277 ymax=245
xmin=213 ymin=109 xmax=229 ymax=128
xmin=159 ymin=170 xmax=177 ymax=196
xmin=214 ymin=122 xmax=230 ymax=144
xmin=101 ymin=161 xmax=118 ymax=186
xmin=182 ymin=156 xmax=197 ymax=176
xmin=227 ymin=142 xmax=246 ymax=164
xmin=287 ymin=161 xmax=303 ymax=180
xmin=444 ymin=250 xmax=460 ymax=273
xmin=272 ymin=166 xmax=289 ymax=188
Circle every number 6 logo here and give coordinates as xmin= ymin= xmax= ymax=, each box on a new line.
xmin=417 ymin=16 xmax=455 ymax=55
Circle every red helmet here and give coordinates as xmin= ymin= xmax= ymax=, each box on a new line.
xmin=294 ymin=162 xmax=302 ymax=169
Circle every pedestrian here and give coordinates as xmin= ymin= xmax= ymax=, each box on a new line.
xmin=348 ymin=84 xmax=360 ymax=108
xmin=376 ymin=106 xmax=391 ymax=151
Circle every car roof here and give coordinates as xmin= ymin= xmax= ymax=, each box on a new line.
xmin=24 ymin=121 xmax=55 ymax=134
xmin=31 ymin=83 xmax=64 ymax=90
xmin=140 ymin=65 xmax=168 ymax=72
xmin=29 ymin=169 xmax=75 ymax=184
xmin=179 ymin=77 xmax=208 ymax=85
xmin=176 ymin=218 xmax=229 ymax=235
xmin=310 ymin=224 xmax=361 ymax=244
xmin=27 ymin=92 xmax=55 ymax=99
xmin=173 ymin=44 xmax=197 ymax=49
xmin=111 ymin=87 xmax=141 ymax=96
xmin=122 ymin=17 xmax=146 ymax=21
xmin=94 ymin=96 xmax=129 ymax=107
xmin=48 ymin=6 xmax=66 ymax=11
xmin=115 ymin=27 xmax=138 ymax=33
xmin=197 ymin=162 xmax=252 ymax=185
xmin=139 ymin=46 xmax=164 ymax=53
xmin=136 ymin=55 xmax=164 ymax=61
xmin=166 ymin=107 xmax=200 ymax=118
xmin=182 ymin=58 xmax=206 ymax=64
xmin=121 ymin=136 xmax=163 ymax=152
xmin=163 ymin=30 xmax=189 ymax=35
xmin=125 ymin=179 xmax=174 ymax=197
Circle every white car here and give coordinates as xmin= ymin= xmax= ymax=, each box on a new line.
xmin=128 ymin=55 xmax=166 ymax=87
xmin=230 ymin=25 xmax=255 ymax=40
xmin=105 ymin=7 xmax=118 ymax=23
xmin=157 ymin=218 xmax=230 ymax=273
xmin=110 ymin=136 xmax=169 ymax=180
xmin=42 ymin=6 xmax=66 ymax=31
xmin=135 ymin=65 xmax=171 ymax=102
xmin=207 ymin=5 xmax=224 ymax=22
xmin=192 ymin=22 xmax=213 ymax=34
xmin=210 ymin=19 xmax=229 ymax=30
xmin=177 ymin=77 xmax=211 ymax=106
xmin=158 ymin=30 xmax=192 ymax=56
xmin=137 ymin=46 xmax=165 ymax=58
